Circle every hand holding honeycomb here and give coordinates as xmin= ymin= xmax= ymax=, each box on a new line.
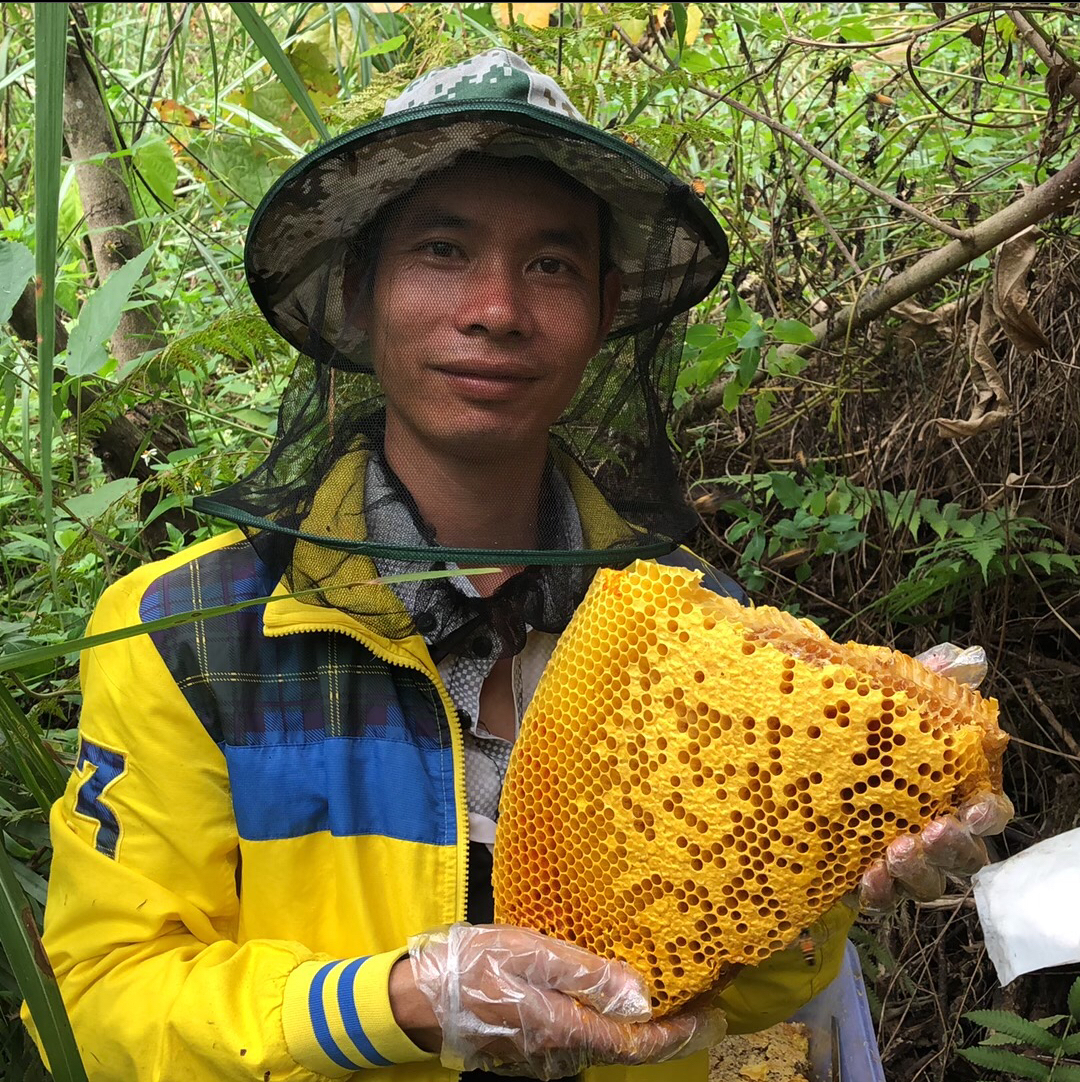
xmin=493 ymin=560 xmax=1008 ymax=1016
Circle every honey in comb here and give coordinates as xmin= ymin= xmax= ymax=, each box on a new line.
xmin=493 ymin=560 xmax=1007 ymax=1016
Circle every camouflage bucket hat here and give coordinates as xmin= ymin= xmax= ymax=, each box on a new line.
xmin=245 ymin=48 xmax=730 ymax=370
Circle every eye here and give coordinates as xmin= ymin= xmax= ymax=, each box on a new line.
xmin=534 ymin=256 xmax=570 ymax=275
xmin=422 ymin=240 xmax=462 ymax=259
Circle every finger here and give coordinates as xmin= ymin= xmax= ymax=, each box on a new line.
xmin=585 ymin=1007 xmax=726 ymax=1066
xmin=858 ymin=859 xmax=897 ymax=911
xmin=510 ymin=932 xmax=650 ymax=1021
xmin=914 ymin=643 xmax=987 ymax=687
xmin=884 ymin=834 xmax=946 ymax=901
xmin=920 ymin=815 xmax=988 ymax=874
xmin=958 ymin=792 xmax=1014 ymax=836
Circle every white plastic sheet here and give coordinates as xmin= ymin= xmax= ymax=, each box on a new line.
xmin=973 ymin=827 xmax=1080 ymax=985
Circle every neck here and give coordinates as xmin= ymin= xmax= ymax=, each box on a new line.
xmin=382 ymin=414 xmax=549 ymax=555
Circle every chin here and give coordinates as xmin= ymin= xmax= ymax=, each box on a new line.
xmin=428 ymin=417 xmax=550 ymax=460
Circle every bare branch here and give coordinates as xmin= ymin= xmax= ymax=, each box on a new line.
xmin=603 ymin=12 xmax=969 ymax=241
xmin=685 ymin=146 xmax=1080 ymax=421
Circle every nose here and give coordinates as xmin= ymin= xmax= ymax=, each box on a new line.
xmin=453 ymin=258 xmax=534 ymax=340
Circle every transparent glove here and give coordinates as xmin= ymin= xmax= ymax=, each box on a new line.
xmin=406 ymin=923 xmax=725 ymax=1079
xmin=858 ymin=642 xmax=1013 ymax=910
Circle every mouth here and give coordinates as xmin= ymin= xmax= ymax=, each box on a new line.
xmin=432 ymin=363 xmax=539 ymax=401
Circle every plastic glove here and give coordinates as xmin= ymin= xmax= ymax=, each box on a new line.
xmin=405 ymin=923 xmax=725 ymax=1079
xmin=857 ymin=642 xmax=1013 ymax=910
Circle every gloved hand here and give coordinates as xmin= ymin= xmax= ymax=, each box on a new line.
xmin=403 ymin=923 xmax=725 ymax=1079
xmin=858 ymin=642 xmax=1013 ymax=910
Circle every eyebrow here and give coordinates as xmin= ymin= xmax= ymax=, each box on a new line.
xmin=401 ymin=210 xmax=594 ymax=253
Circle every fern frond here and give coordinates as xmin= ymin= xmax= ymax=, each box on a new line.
xmin=155 ymin=310 xmax=289 ymax=375
xmin=958 ymin=1047 xmax=1050 ymax=1080
xmin=1069 ymin=978 xmax=1080 ymax=1024
xmin=964 ymin=1011 xmax=1065 ymax=1053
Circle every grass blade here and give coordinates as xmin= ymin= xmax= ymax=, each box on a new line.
xmin=33 ymin=3 xmax=67 ymax=597
xmin=0 ymin=682 xmax=67 ymax=815
xmin=0 ymin=567 xmax=500 ymax=676
xmin=0 ymin=839 xmax=87 ymax=1081
xmin=229 ymin=2 xmax=331 ymax=142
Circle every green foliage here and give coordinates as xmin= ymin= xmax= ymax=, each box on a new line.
xmin=959 ymin=979 xmax=1080 ymax=1080
xmin=706 ymin=466 xmax=1078 ymax=613
xmin=64 ymin=247 xmax=155 ymax=377
xmin=1 ymin=3 xmax=1078 ymax=1077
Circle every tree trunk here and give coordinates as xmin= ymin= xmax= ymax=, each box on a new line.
xmin=8 ymin=284 xmax=197 ymax=547
xmin=63 ymin=6 xmax=191 ymax=459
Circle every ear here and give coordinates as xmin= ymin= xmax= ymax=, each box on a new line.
xmin=596 ymin=267 xmax=623 ymax=345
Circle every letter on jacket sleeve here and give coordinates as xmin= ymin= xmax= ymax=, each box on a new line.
xmin=21 ymin=567 xmax=433 ymax=1080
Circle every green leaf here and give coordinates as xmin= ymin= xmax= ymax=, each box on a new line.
xmin=0 ymin=569 xmax=499 ymax=677
xmin=0 ymin=839 xmax=88 ymax=1082
xmin=737 ymin=346 xmax=760 ymax=387
xmin=131 ymin=136 xmax=178 ymax=214
xmin=1069 ymin=977 xmax=1080 ymax=1024
xmin=743 ymin=532 xmax=766 ymax=565
xmin=684 ymin=323 xmax=719 ymax=349
xmin=61 ymin=478 xmax=139 ymax=521
xmin=958 ymin=1046 xmax=1050 ymax=1080
xmin=772 ymin=318 xmax=816 ymax=345
xmin=964 ymin=1011 xmax=1065 ymax=1053
xmin=681 ymin=48 xmax=713 ymax=73
xmin=839 ymin=16 xmax=876 ymax=42
xmin=754 ymin=389 xmax=774 ymax=428
xmin=768 ymin=472 xmax=805 ymax=510
xmin=66 ymin=248 xmax=155 ymax=377
xmin=357 ymin=33 xmax=405 ymax=58
xmin=966 ymin=538 xmax=1002 ymax=581
xmin=671 ymin=2 xmax=687 ymax=52
xmin=737 ymin=326 xmax=766 ymax=351
xmin=721 ymin=379 xmax=742 ymax=412
xmin=0 ymin=240 xmax=34 ymax=326
xmin=1061 ymin=1031 xmax=1080 ymax=1055
xmin=34 ymin=1 xmax=67 ymax=593
xmin=1026 ymin=551 xmax=1053 ymax=574
xmin=230 ymin=1 xmax=331 ymax=141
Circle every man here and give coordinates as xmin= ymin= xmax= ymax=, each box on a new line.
xmin=26 ymin=50 xmax=1009 ymax=1081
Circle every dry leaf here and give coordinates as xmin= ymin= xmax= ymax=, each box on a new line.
xmin=934 ymin=288 xmax=1013 ymax=438
xmin=992 ymin=226 xmax=1050 ymax=354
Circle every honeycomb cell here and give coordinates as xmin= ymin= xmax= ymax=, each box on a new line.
xmin=493 ymin=560 xmax=1006 ymax=1016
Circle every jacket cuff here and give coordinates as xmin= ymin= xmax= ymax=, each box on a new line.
xmin=282 ymin=949 xmax=435 ymax=1074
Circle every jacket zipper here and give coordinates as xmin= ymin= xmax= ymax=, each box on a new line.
xmin=263 ymin=621 xmax=470 ymax=929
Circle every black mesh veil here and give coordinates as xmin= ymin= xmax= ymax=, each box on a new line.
xmin=194 ymin=107 xmax=728 ymax=661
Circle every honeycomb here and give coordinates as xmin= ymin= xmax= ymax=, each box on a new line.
xmin=493 ymin=560 xmax=1007 ymax=1016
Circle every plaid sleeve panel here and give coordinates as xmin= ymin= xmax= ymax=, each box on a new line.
xmin=282 ymin=949 xmax=434 ymax=1075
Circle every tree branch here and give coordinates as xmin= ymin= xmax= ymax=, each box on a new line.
xmin=684 ymin=146 xmax=1080 ymax=422
xmin=1007 ymin=8 xmax=1080 ymax=105
xmin=603 ymin=11 xmax=970 ymax=240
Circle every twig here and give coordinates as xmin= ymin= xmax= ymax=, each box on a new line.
xmin=1008 ymin=8 xmax=1080 ymax=105
xmin=133 ymin=2 xmax=192 ymax=143
xmin=1021 ymin=675 xmax=1080 ymax=757
xmin=602 ymin=10 xmax=969 ymax=240
xmin=731 ymin=22 xmax=863 ymax=280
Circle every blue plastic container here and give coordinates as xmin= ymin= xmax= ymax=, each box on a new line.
xmin=791 ymin=941 xmax=886 ymax=1081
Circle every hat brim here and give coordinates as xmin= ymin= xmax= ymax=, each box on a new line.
xmin=245 ymin=100 xmax=729 ymax=369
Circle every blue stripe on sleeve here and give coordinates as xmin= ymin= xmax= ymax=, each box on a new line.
xmin=338 ymin=957 xmax=394 ymax=1067
xmin=308 ymin=961 xmax=364 ymax=1072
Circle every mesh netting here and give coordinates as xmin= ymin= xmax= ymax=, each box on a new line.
xmin=194 ymin=117 xmax=728 ymax=660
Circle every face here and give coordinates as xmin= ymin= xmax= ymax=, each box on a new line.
xmin=361 ymin=157 xmax=621 ymax=463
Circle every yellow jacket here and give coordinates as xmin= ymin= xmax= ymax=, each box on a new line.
xmin=25 ymin=508 xmax=851 ymax=1080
